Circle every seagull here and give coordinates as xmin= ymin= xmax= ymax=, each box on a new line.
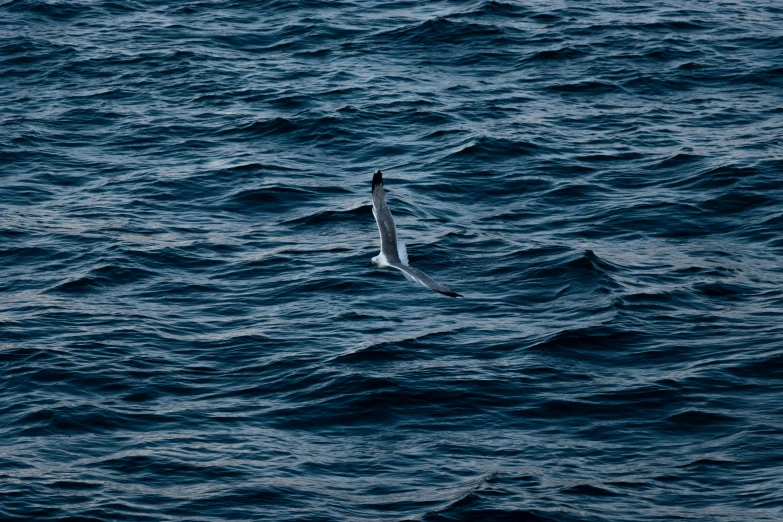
xmin=371 ymin=170 xmax=462 ymax=298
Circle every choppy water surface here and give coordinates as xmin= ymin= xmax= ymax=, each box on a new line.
xmin=3 ymin=0 xmax=783 ymax=520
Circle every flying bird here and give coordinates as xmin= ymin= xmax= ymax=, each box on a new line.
xmin=371 ymin=170 xmax=462 ymax=298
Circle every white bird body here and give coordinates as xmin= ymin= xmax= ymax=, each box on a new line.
xmin=371 ymin=252 xmax=391 ymax=268
xmin=370 ymin=170 xmax=462 ymax=298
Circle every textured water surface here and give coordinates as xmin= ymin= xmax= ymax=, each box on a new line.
xmin=2 ymin=0 xmax=783 ymax=520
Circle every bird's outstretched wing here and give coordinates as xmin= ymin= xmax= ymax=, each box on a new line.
xmin=372 ymin=170 xmax=401 ymax=265
xmin=388 ymin=263 xmax=463 ymax=298
xmin=372 ymin=170 xmax=462 ymax=298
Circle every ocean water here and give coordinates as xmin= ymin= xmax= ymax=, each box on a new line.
xmin=2 ymin=0 xmax=783 ymax=520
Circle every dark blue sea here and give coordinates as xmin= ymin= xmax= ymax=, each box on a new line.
xmin=3 ymin=0 xmax=783 ymax=520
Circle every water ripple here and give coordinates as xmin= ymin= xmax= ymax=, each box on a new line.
xmin=2 ymin=0 xmax=783 ymax=520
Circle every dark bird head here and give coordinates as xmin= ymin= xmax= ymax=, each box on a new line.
xmin=372 ymin=170 xmax=383 ymax=191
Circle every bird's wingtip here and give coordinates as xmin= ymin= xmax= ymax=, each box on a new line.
xmin=372 ymin=170 xmax=383 ymax=191
xmin=440 ymin=290 xmax=463 ymax=298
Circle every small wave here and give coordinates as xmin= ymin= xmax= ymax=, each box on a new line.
xmin=528 ymin=323 xmax=645 ymax=358
xmin=16 ymin=404 xmax=178 ymax=437
xmin=221 ymin=114 xmax=356 ymax=145
xmin=214 ymin=254 xmax=301 ymax=281
xmin=530 ymin=12 xmax=560 ymax=22
xmin=662 ymin=409 xmax=739 ymax=432
xmin=47 ymin=265 xmax=153 ymax=294
xmin=525 ymin=47 xmax=588 ymax=62
xmin=540 ymin=182 xmax=607 ymax=204
xmin=652 ymin=152 xmax=704 ymax=169
xmin=618 ymin=288 xmax=698 ymax=313
xmin=334 ymin=329 xmax=460 ymax=363
xmin=222 ymin=162 xmax=299 ymax=173
xmin=289 ymin=275 xmax=368 ymax=295
xmin=225 ymin=0 xmax=349 ymax=9
xmin=283 ymin=204 xmax=371 ymax=225
xmin=460 ymin=0 xmax=532 ymax=19
xmin=577 ymin=151 xmax=643 ymax=162
xmin=376 ymin=17 xmax=508 ymax=47
xmin=57 ymin=107 xmax=127 ymax=126
xmin=420 ymin=128 xmax=468 ymax=141
xmin=45 ymin=479 xmax=102 ymax=491
xmin=333 ymin=343 xmax=410 ymax=364
xmin=563 ymin=484 xmax=621 ymax=497
xmin=266 ymin=94 xmax=314 ymax=108
xmin=678 ymin=458 xmax=738 ymax=469
xmin=444 ymin=136 xmax=548 ymax=161
xmin=622 ymin=74 xmax=685 ymax=94
xmin=4 ymin=0 xmax=86 ymax=19
xmin=678 ymin=61 xmax=707 ymax=70
xmin=125 ymin=247 xmax=225 ymax=271
xmin=223 ymin=117 xmax=299 ymax=138
xmin=691 ymin=281 xmax=753 ymax=299
xmin=725 ymin=352 xmax=783 ymax=379
xmin=668 ymin=165 xmax=757 ymax=190
xmin=1 ymin=38 xmax=78 ymax=70
xmin=88 ymin=453 xmax=247 ymax=481
xmin=600 ymin=201 xmax=706 ymax=237
xmin=136 ymin=281 xmax=229 ymax=301
xmin=637 ymin=20 xmax=709 ymax=31
xmin=0 ymin=245 xmax=55 ymax=265
xmin=699 ymin=190 xmax=775 ymax=216
xmin=415 ymin=472 xmax=511 ymax=520
xmin=221 ymin=185 xmax=318 ymax=213
xmin=99 ymin=1 xmax=142 ymax=13
xmin=529 ymin=249 xmax=621 ymax=281
xmin=545 ymin=80 xmax=619 ymax=93
xmin=642 ymin=46 xmax=704 ymax=61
